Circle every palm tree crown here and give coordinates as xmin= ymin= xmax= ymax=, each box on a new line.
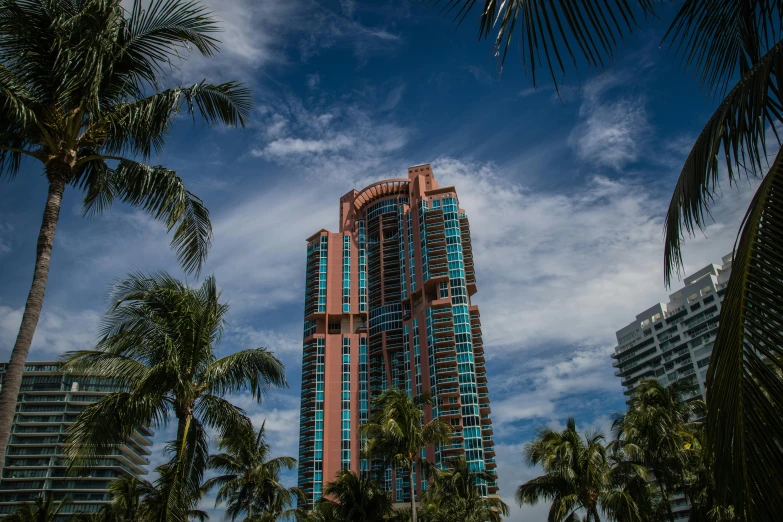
xmin=420 ymin=457 xmax=509 ymax=522
xmin=318 ymin=470 xmax=394 ymax=522
xmin=361 ymin=389 xmax=451 ymax=522
xmin=0 ymin=0 xmax=251 ymax=475
xmin=610 ymin=380 xmax=705 ymax=522
xmin=203 ymin=421 xmax=303 ymax=521
xmin=61 ymin=271 xmax=287 ymax=522
xmin=518 ymin=418 xmax=644 ymax=522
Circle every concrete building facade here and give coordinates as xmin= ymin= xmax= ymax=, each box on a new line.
xmin=297 ymin=164 xmax=497 ymax=506
xmin=612 ymin=254 xmax=733 ymax=520
xmin=0 ymin=362 xmax=153 ymax=518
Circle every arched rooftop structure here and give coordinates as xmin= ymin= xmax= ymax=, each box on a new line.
xmin=352 ymin=178 xmax=410 ymax=212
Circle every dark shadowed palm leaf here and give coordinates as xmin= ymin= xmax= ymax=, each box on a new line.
xmin=318 ymin=470 xmax=393 ymax=522
xmin=361 ymin=389 xmax=451 ymax=522
xmin=203 ymin=421 xmax=303 ymax=521
xmin=61 ymin=272 xmax=287 ymax=522
xmin=437 ymin=2 xmax=783 ymax=517
xmin=0 ymin=0 xmax=251 ymax=475
xmin=705 ymin=144 xmax=783 ymax=521
xmin=428 ymin=0 xmax=658 ymax=92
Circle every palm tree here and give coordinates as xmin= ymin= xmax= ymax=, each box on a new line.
xmin=434 ymin=2 xmax=783 ymax=517
xmin=0 ymin=0 xmax=251 ymax=471
xmin=60 ymin=271 xmax=286 ymax=522
xmin=360 ymin=389 xmax=451 ymax=522
xmin=317 ymin=470 xmax=394 ymax=522
xmin=6 ymin=494 xmax=71 ymax=522
xmin=419 ymin=457 xmax=509 ymax=522
xmin=611 ymin=380 xmax=705 ymax=522
xmin=203 ymin=421 xmax=302 ymax=521
xmin=107 ymin=474 xmax=156 ymax=522
xmin=517 ymin=417 xmax=645 ymax=522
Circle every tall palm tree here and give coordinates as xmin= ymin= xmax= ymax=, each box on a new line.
xmin=360 ymin=389 xmax=451 ymax=522
xmin=0 ymin=0 xmax=251 ymax=472
xmin=419 ymin=456 xmax=509 ymax=522
xmin=434 ymin=2 xmax=783 ymax=518
xmin=203 ymin=421 xmax=302 ymax=521
xmin=517 ymin=418 xmax=644 ymax=522
xmin=61 ymin=271 xmax=287 ymax=522
xmin=107 ymin=474 xmax=156 ymax=522
xmin=5 ymin=493 xmax=71 ymax=522
xmin=610 ymin=380 xmax=705 ymax=522
xmin=317 ymin=470 xmax=394 ymax=522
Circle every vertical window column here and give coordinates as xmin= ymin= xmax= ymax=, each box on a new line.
xmin=413 ymin=319 xmax=422 ymax=397
xmin=403 ymin=325 xmax=412 ymax=397
xmin=399 ymin=207 xmax=408 ymax=299
xmin=407 ymin=213 xmax=416 ymax=292
xmin=341 ymin=338 xmax=351 ymax=469
xmin=314 ymin=338 xmax=325 ymax=500
xmin=418 ymin=201 xmax=429 ymax=282
xmin=318 ymin=237 xmax=328 ymax=313
xmin=359 ymin=337 xmax=369 ymax=474
xmin=358 ymin=220 xmax=367 ymax=312
xmin=343 ymin=236 xmax=351 ymax=313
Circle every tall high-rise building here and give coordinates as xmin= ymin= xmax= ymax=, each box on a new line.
xmin=613 ymin=253 xmax=732 ymax=402
xmin=612 ymin=254 xmax=733 ymax=521
xmin=297 ymin=164 xmax=497 ymax=506
xmin=0 ymin=362 xmax=153 ymax=519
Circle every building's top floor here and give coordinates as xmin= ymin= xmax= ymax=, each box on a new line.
xmin=614 ymin=253 xmax=733 ymax=345
xmin=303 ymin=164 xmax=467 ymax=238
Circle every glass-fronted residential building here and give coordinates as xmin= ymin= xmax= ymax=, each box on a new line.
xmin=0 ymin=362 xmax=153 ymax=518
xmin=297 ymin=164 xmax=497 ymax=506
xmin=612 ymin=253 xmax=733 ymax=520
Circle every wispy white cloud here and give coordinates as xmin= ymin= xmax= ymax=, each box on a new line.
xmin=462 ymin=64 xmax=497 ymax=84
xmin=0 ymin=305 xmax=101 ymax=360
xmin=251 ymin=93 xmax=411 ymax=184
xmin=0 ymin=223 xmax=13 ymax=255
xmin=568 ymin=75 xmax=650 ymax=170
xmin=432 ymin=157 xmax=754 ymax=352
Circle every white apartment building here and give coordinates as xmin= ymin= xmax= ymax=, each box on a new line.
xmin=612 ymin=254 xmax=732 ymax=520
xmin=613 ymin=253 xmax=733 ymax=403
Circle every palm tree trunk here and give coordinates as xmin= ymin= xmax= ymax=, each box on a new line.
xmin=409 ymin=462 xmax=417 ymax=522
xmin=0 ymin=175 xmax=66 ymax=474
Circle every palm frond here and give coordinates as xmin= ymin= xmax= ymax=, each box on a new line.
xmin=204 ymin=349 xmax=287 ymax=401
xmin=706 ymin=144 xmax=783 ymax=521
xmin=120 ymin=0 xmax=221 ymax=88
xmin=194 ymin=393 xmax=251 ymax=440
xmin=663 ymin=0 xmax=782 ymax=98
xmin=111 ymin=160 xmax=212 ymax=275
xmin=81 ymin=82 xmax=251 ymax=161
xmin=428 ymin=0 xmax=658 ymax=91
xmin=65 ymin=391 xmax=168 ymax=467
xmin=663 ymin=36 xmax=783 ymax=286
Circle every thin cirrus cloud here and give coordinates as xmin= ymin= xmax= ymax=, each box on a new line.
xmin=568 ymin=74 xmax=650 ymax=170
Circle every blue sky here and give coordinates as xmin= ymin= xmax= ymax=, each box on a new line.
xmin=0 ymin=1 xmax=762 ymax=519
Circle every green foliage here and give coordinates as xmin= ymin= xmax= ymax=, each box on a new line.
xmin=203 ymin=421 xmax=303 ymax=521
xmin=318 ymin=470 xmax=394 ymax=522
xmin=5 ymin=494 xmax=71 ymax=522
xmin=361 ymin=389 xmax=451 ymax=522
xmin=61 ymin=272 xmax=287 ymax=522
xmin=517 ymin=417 xmax=646 ymax=522
xmin=0 ymin=0 xmax=252 ymax=274
xmin=419 ymin=457 xmax=509 ymax=522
